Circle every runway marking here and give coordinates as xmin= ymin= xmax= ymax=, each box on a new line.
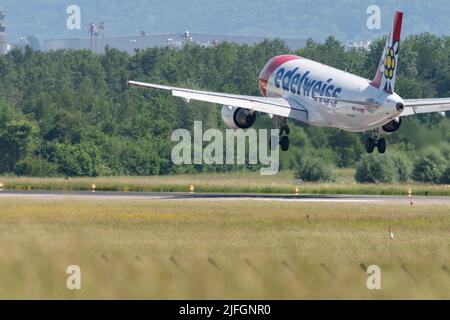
xmin=172 ymin=197 xmax=382 ymax=203
xmin=0 ymin=193 xmax=172 ymax=201
xmin=0 ymin=191 xmax=449 ymax=204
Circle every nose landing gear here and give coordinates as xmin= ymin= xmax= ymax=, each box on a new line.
xmin=365 ymin=130 xmax=387 ymax=154
xmin=278 ymin=118 xmax=290 ymax=152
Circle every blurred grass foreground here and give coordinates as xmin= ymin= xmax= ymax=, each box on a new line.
xmin=0 ymin=197 xmax=448 ymax=299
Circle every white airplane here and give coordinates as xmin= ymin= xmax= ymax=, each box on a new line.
xmin=128 ymin=11 xmax=450 ymax=154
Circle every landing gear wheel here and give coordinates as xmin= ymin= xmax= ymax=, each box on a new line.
xmin=281 ymin=124 xmax=290 ymax=136
xmin=280 ymin=136 xmax=290 ymax=152
xmin=365 ymin=138 xmax=376 ymax=154
xmin=377 ymin=138 xmax=387 ymax=154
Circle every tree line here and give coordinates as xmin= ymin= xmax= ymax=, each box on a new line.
xmin=0 ymin=34 xmax=449 ymax=183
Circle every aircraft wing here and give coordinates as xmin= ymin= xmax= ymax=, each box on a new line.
xmin=127 ymin=80 xmax=307 ymax=120
xmin=401 ymin=98 xmax=450 ymax=116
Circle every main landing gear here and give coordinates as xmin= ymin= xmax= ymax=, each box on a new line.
xmin=278 ymin=118 xmax=290 ymax=152
xmin=365 ymin=130 xmax=386 ymax=154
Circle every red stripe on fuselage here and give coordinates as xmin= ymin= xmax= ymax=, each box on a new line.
xmin=259 ymin=54 xmax=301 ymax=96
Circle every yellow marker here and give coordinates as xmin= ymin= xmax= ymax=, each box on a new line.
xmin=189 ymin=185 xmax=195 ymax=193
xmin=0 ymin=182 xmax=3 ymax=191
xmin=295 ymin=186 xmax=300 ymax=195
xmin=92 ymin=184 xmax=97 ymax=192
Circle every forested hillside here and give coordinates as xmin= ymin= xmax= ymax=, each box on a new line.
xmin=0 ymin=34 xmax=449 ymax=183
xmin=4 ymin=0 xmax=450 ymax=42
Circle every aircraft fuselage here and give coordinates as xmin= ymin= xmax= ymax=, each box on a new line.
xmin=258 ymin=55 xmax=404 ymax=132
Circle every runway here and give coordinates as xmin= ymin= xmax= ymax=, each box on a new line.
xmin=0 ymin=190 xmax=449 ymax=204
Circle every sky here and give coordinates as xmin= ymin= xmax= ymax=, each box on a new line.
xmin=1 ymin=0 xmax=450 ymax=43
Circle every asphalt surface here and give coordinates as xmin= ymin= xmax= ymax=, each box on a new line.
xmin=0 ymin=190 xmax=449 ymax=204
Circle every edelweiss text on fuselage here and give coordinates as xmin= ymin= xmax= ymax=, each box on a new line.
xmin=274 ymin=68 xmax=342 ymax=107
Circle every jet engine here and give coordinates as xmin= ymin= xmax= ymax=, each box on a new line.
xmin=381 ymin=117 xmax=402 ymax=133
xmin=221 ymin=106 xmax=256 ymax=129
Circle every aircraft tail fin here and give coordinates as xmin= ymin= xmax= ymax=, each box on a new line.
xmin=370 ymin=11 xmax=403 ymax=94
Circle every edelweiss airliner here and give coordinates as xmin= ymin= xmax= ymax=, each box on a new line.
xmin=128 ymin=11 xmax=450 ymax=154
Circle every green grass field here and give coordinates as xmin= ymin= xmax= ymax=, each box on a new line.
xmin=0 ymin=197 xmax=448 ymax=299
xmin=1 ymin=170 xmax=450 ymax=196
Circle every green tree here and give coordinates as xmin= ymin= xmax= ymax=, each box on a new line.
xmin=0 ymin=116 xmax=40 ymax=173
xmin=295 ymin=157 xmax=336 ymax=182
xmin=413 ymin=150 xmax=448 ymax=183
xmin=355 ymin=154 xmax=398 ymax=183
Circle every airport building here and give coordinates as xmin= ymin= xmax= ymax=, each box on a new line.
xmin=0 ymin=9 xmax=10 ymax=54
xmin=345 ymin=41 xmax=372 ymax=51
xmin=44 ymin=31 xmax=307 ymax=53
